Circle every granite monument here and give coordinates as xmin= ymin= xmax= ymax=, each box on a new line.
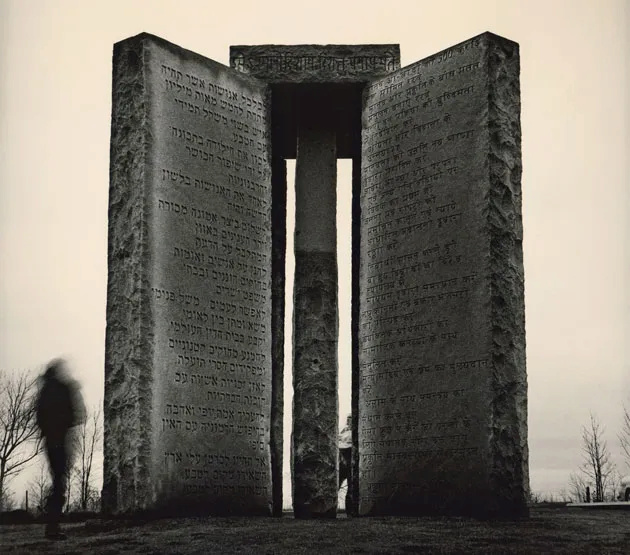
xmin=104 ymin=32 xmax=527 ymax=519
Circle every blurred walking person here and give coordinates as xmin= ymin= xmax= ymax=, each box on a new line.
xmin=35 ymin=358 xmax=85 ymax=540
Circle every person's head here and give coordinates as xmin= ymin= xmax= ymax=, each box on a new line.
xmin=44 ymin=358 xmax=68 ymax=381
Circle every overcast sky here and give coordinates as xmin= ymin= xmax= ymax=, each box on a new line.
xmin=1 ymin=0 xmax=628 ymax=504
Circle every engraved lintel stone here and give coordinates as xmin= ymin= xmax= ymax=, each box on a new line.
xmin=104 ymin=33 xmax=274 ymax=516
xmin=358 ymin=32 xmax=527 ymax=518
xmin=230 ymin=45 xmax=400 ymax=83
xmin=292 ymin=104 xmax=339 ymax=518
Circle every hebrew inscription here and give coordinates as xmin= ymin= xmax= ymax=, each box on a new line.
xmin=359 ymin=33 xmax=526 ymax=516
xmin=151 ymin=39 xmax=272 ymax=514
xmin=105 ymin=34 xmax=273 ymax=515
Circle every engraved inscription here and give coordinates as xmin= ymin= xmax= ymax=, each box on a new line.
xmin=149 ymin=47 xmax=271 ymax=507
xmin=359 ymin=36 xmax=491 ymax=509
xmin=229 ymin=45 xmax=401 ymax=82
xmin=233 ymin=54 xmax=398 ymax=74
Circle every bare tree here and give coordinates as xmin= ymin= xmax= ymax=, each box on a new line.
xmin=28 ymin=458 xmax=51 ymax=513
xmin=0 ymin=370 xmax=41 ymax=510
xmin=557 ymin=488 xmax=572 ymax=504
xmin=607 ymin=469 xmax=624 ymax=501
xmin=568 ymin=472 xmax=589 ymax=502
xmin=73 ymin=403 xmax=102 ymax=511
xmin=528 ymin=490 xmax=541 ymax=504
xmin=0 ymin=488 xmax=16 ymax=511
xmin=580 ymin=413 xmax=615 ymax=502
xmin=619 ymin=402 xmax=630 ymax=472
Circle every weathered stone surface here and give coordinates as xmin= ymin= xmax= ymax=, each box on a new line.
xmin=349 ymin=155 xmax=361 ymax=517
xmin=103 ymin=34 xmax=153 ymax=516
xmin=292 ymin=253 xmax=339 ymax=518
xmin=487 ymin=35 xmax=528 ymax=515
xmin=104 ymin=33 xmax=274 ymax=515
xmin=292 ymin=111 xmax=338 ymax=518
xmin=271 ymin=156 xmax=287 ymax=516
xmin=358 ymin=32 xmax=527 ymax=517
xmin=230 ymin=45 xmax=400 ymax=83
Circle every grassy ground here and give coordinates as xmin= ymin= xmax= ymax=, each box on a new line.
xmin=1 ymin=507 xmax=629 ymax=554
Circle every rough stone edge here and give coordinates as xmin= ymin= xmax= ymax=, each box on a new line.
xmin=292 ymin=251 xmax=339 ymax=518
xmin=350 ymin=154 xmax=361 ymax=517
xmin=271 ymin=157 xmax=287 ymax=516
xmin=486 ymin=33 xmax=529 ymax=517
xmin=103 ymin=35 xmax=154 ymax=514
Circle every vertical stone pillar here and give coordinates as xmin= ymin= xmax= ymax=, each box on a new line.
xmin=292 ymin=99 xmax=338 ymax=518
xmin=349 ymin=154 xmax=361 ymax=517
xmin=271 ymin=156 xmax=287 ymax=516
xmin=104 ymin=34 xmax=273 ymax=515
xmin=358 ymin=33 xmax=527 ymax=517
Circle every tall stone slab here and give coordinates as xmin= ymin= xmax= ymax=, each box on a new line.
xmin=104 ymin=33 xmax=273 ymax=515
xmin=292 ymin=99 xmax=339 ymax=518
xmin=270 ymin=155 xmax=287 ymax=516
xmin=358 ymin=32 xmax=528 ymax=517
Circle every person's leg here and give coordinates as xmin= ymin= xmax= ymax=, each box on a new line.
xmin=45 ymin=439 xmax=68 ymax=539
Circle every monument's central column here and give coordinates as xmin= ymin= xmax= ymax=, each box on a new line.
xmin=292 ymin=95 xmax=338 ymax=518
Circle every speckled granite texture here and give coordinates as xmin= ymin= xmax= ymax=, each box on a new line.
xmin=292 ymin=252 xmax=339 ymax=518
xmin=104 ymin=35 xmax=154 ymax=514
xmin=292 ymin=114 xmax=339 ymax=518
xmin=487 ymin=36 xmax=528 ymax=517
